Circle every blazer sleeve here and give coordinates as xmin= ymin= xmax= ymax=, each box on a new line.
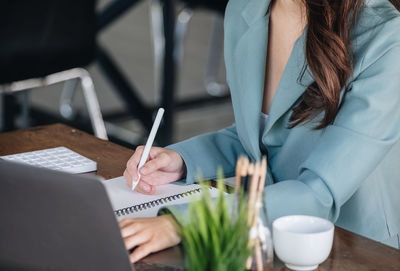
xmin=264 ymin=45 xmax=400 ymax=224
xmin=166 ymin=124 xmax=248 ymax=184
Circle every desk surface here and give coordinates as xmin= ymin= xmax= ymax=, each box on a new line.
xmin=1 ymin=124 xmax=399 ymax=271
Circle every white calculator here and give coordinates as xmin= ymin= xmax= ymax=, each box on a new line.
xmin=0 ymin=146 xmax=97 ymax=174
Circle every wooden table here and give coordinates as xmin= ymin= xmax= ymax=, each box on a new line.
xmin=1 ymin=124 xmax=399 ymax=271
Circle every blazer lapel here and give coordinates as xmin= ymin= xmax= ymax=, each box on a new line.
xmin=241 ymin=0 xmax=272 ymax=26
xmin=230 ymin=0 xmax=271 ymax=160
xmin=263 ymin=29 xmax=314 ymax=135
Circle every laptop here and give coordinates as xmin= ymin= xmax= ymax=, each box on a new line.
xmin=0 ymin=160 xmax=134 ymax=271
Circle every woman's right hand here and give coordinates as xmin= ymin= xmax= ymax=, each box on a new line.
xmin=123 ymin=146 xmax=186 ymax=195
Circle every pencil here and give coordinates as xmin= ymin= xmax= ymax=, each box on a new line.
xmin=232 ymin=157 xmax=244 ymax=218
xmin=255 ymin=238 xmax=263 ymax=271
xmin=235 ymin=156 xmax=244 ymax=192
xmin=246 ymin=161 xmax=261 ymax=270
xmin=247 ymin=162 xmax=259 ymax=226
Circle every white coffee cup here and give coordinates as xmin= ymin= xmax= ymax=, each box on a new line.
xmin=272 ymin=215 xmax=334 ymax=271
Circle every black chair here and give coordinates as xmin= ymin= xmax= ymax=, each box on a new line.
xmin=0 ymin=0 xmax=107 ymax=139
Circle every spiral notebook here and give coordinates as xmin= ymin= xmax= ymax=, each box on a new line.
xmin=103 ymin=176 xmax=219 ymax=219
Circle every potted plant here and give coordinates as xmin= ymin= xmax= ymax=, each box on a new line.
xmin=177 ymin=169 xmax=251 ymax=271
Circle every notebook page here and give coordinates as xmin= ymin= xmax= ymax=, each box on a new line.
xmin=103 ymin=176 xmax=219 ymax=219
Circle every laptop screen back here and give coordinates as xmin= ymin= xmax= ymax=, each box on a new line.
xmin=0 ymin=160 xmax=133 ymax=271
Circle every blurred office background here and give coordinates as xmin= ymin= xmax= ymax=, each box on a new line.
xmin=0 ymin=0 xmax=234 ymax=148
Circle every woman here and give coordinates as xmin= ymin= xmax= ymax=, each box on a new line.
xmin=121 ymin=0 xmax=400 ymax=263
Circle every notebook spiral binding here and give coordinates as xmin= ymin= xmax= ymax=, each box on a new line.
xmin=115 ymin=187 xmax=208 ymax=217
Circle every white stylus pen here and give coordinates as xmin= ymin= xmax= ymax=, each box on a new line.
xmin=132 ymin=108 xmax=165 ymax=191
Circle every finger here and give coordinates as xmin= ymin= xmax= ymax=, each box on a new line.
xmin=148 ymin=147 xmax=163 ymax=159
xmin=124 ymin=232 xmax=151 ymax=250
xmin=125 ymin=167 xmax=138 ymax=187
xmin=120 ymin=222 xmax=141 ymax=238
xmin=129 ymin=242 xmax=154 ymax=263
xmin=127 ymin=146 xmax=144 ymax=168
xmin=140 ymin=152 xmax=170 ymax=176
xmin=126 ymin=145 xmax=145 ymax=175
xmin=119 ymin=218 xmax=152 ymax=229
xmin=126 ymin=170 xmax=156 ymax=194
xmin=123 ymin=169 xmax=133 ymax=189
xmin=141 ymin=171 xmax=180 ymax=186
xmin=134 ymin=180 xmax=156 ymax=195
xmin=119 ymin=218 xmax=134 ymax=228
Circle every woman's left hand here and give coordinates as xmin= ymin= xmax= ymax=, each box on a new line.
xmin=119 ymin=215 xmax=181 ymax=263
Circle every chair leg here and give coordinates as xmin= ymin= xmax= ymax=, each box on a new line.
xmin=19 ymin=91 xmax=30 ymax=128
xmin=159 ymin=0 xmax=177 ymax=146
xmin=204 ymin=14 xmax=228 ymax=97
xmin=1 ymin=93 xmax=18 ymax=132
xmin=60 ymin=79 xmax=79 ymax=120
xmin=150 ymin=0 xmax=164 ymax=102
xmin=77 ymin=69 xmax=108 ymax=140
xmin=150 ymin=2 xmax=192 ymax=97
xmin=174 ymin=8 xmax=193 ymax=68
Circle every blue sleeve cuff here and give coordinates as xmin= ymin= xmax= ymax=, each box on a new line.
xmin=263 ymin=169 xmax=334 ymax=225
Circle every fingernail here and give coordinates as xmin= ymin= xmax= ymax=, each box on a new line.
xmin=141 ymin=183 xmax=150 ymax=192
xmin=140 ymin=167 xmax=147 ymax=175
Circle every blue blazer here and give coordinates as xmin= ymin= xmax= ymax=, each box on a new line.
xmin=167 ymin=0 xmax=400 ymax=248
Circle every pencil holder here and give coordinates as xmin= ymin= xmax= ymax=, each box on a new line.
xmin=248 ymin=218 xmax=274 ymax=271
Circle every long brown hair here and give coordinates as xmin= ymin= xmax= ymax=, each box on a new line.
xmin=289 ymin=0 xmax=400 ymax=129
